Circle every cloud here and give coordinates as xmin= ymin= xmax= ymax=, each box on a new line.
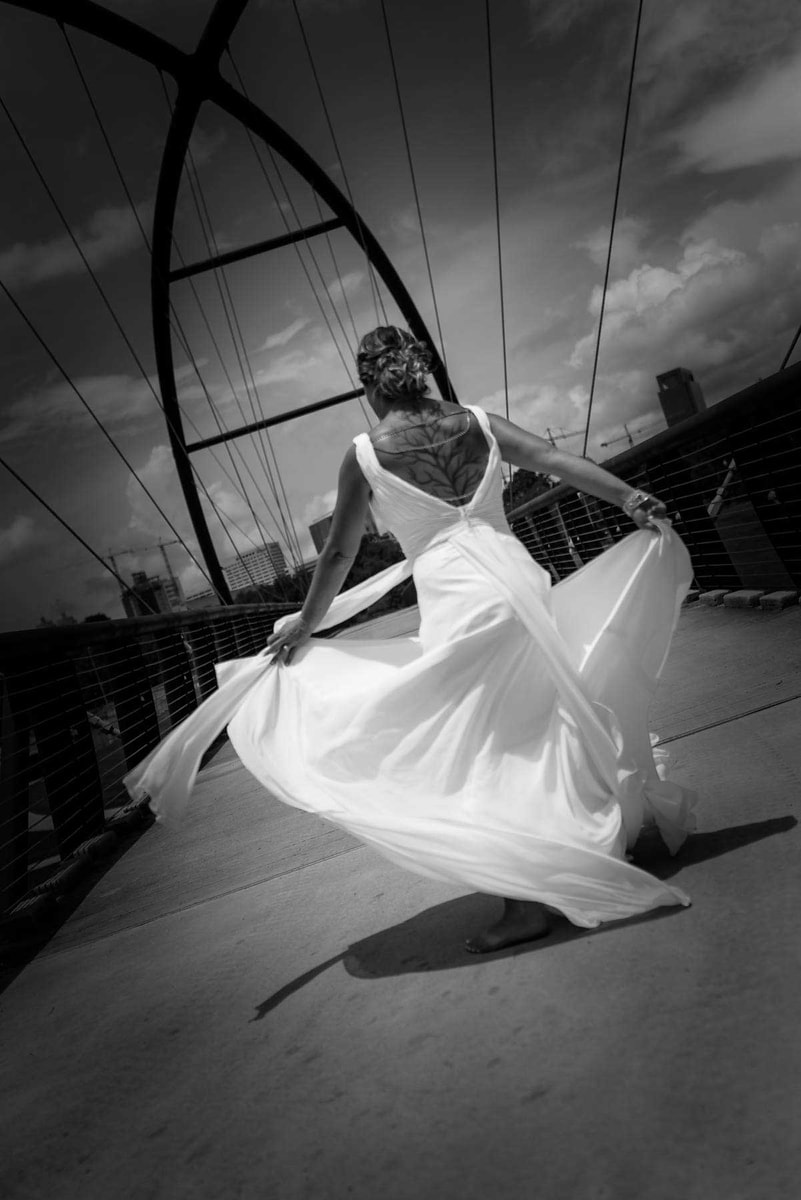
xmin=302 ymin=488 xmax=338 ymax=528
xmin=671 ymin=42 xmax=801 ymax=172
xmin=0 ymin=201 xmax=152 ymax=290
xmin=574 ymin=216 xmax=651 ymax=276
xmin=568 ymin=219 xmax=801 ymax=433
xmin=256 ymin=316 xmax=310 ymax=352
xmin=125 ymin=443 xmax=295 ymax=596
xmin=188 ymin=125 xmax=227 ymax=168
xmin=0 ymin=514 xmax=44 ymax=566
xmin=527 ymin=0 xmax=608 ymax=39
xmin=637 ymin=0 xmax=800 ymax=125
xmin=326 ymin=270 xmax=364 ymax=303
xmin=251 ymin=349 xmax=322 ymax=389
xmin=478 ymin=381 xmax=588 ymax=441
xmin=0 ymin=371 xmax=163 ymax=446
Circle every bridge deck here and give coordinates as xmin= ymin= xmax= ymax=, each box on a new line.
xmin=2 ymin=604 xmax=800 ymax=1200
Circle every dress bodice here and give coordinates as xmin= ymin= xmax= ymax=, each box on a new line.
xmin=353 ymin=405 xmax=512 ymax=560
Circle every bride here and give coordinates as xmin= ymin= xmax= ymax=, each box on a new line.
xmin=126 ymin=325 xmax=696 ymax=954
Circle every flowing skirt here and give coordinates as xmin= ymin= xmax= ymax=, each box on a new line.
xmin=217 ymin=522 xmax=696 ymax=928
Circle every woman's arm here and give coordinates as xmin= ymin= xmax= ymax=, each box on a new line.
xmin=265 ymin=445 xmax=371 ymax=661
xmin=488 ymin=412 xmax=665 ymax=522
xmin=299 ymin=446 xmax=371 ymax=628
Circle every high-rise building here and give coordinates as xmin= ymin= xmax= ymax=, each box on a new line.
xmin=222 ymin=542 xmax=288 ymax=592
xmin=656 ymin=367 xmax=706 ymax=427
xmin=122 ymin=571 xmax=176 ymax=618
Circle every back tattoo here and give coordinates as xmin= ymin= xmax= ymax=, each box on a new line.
xmin=370 ymin=408 xmax=490 ymax=507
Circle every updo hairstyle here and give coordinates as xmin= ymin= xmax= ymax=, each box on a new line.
xmin=356 ymin=326 xmax=433 ymax=402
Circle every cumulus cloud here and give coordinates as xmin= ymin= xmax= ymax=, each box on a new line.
xmin=478 ymin=381 xmax=589 ymax=442
xmin=0 ymin=201 xmax=152 ymax=290
xmin=570 ymin=227 xmax=801 ymax=385
xmin=574 ymin=216 xmax=651 ymax=277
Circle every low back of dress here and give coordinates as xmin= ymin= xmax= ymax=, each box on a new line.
xmin=353 ymin=405 xmax=511 ymax=561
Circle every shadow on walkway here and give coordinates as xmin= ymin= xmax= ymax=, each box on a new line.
xmin=251 ymin=814 xmax=795 ymax=1020
xmin=633 ymin=813 xmax=796 ymax=878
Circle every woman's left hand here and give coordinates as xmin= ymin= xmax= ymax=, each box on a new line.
xmin=264 ymin=617 xmax=312 ymax=664
xmin=631 ymin=499 xmax=669 ymax=529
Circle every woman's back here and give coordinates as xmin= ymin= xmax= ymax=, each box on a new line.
xmin=368 ymin=404 xmax=491 ymax=508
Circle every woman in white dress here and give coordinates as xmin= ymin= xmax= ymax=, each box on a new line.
xmin=126 ymin=326 xmax=696 ymax=953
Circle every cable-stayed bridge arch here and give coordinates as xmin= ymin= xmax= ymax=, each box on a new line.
xmin=3 ymin=0 xmax=458 ymax=603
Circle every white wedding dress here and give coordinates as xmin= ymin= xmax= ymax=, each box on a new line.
xmin=125 ymin=406 xmax=696 ymax=928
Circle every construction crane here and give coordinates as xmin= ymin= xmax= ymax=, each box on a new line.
xmin=545 ymin=427 xmax=584 ymax=447
xmin=107 ymin=539 xmax=182 ymax=597
xmin=600 ymin=421 xmax=662 ymax=449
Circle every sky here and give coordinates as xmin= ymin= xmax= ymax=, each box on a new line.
xmin=1 ymin=0 xmax=800 ymax=630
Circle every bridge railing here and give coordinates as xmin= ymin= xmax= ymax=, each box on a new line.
xmin=0 ymin=603 xmax=291 ymax=921
xmin=506 ymin=365 xmax=801 ymax=594
xmin=3 ymin=366 xmax=799 ymax=926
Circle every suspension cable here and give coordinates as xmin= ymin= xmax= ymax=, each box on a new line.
xmin=379 ymin=0 xmax=452 ymax=399
xmin=61 ymin=27 xmax=290 ymax=579
xmin=0 ymin=90 xmax=260 ymax=597
xmin=581 ymin=0 xmax=644 ymax=458
xmin=224 ymin=48 xmax=371 ymax=419
xmin=290 ymin=0 xmax=388 ymax=325
xmin=0 ymin=275 xmax=226 ymax=599
xmin=0 ymin=454 xmax=160 ymax=615
xmin=180 ymin=151 xmax=287 ymax=513
xmin=311 ymin=191 xmax=360 ymax=349
xmin=168 ymin=312 xmax=299 ymax=579
xmin=158 ymin=68 xmax=308 ymax=567
xmin=485 ymin=0 xmax=512 ymax=501
xmin=182 ymin=153 xmax=307 ymax=569
xmin=168 ymin=264 xmax=297 ymax=561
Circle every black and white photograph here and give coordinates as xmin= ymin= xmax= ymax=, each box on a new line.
xmin=1 ymin=2 xmax=800 ymax=1197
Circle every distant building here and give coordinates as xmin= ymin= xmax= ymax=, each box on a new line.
xmin=309 ymin=510 xmax=377 ymax=554
xmin=161 ymin=574 xmax=185 ymax=611
xmin=122 ymin=571 xmax=175 ymax=618
xmin=656 ymin=367 xmax=707 ymax=427
xmin=185 ymin=589 xmax=217 ymax=611
xmin=309 ymin=514 xmax=333 ymax=554
xmin=222 ymin=542 xmax=288 ymax=592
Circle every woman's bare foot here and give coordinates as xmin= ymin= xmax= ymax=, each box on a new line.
xmin=465 ymin=899 xmax=551 ymax=954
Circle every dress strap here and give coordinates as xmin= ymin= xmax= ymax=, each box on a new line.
xmin=464 ymin=404 xmax=494 ymax=441
xmin=352 ymin=432 xmax=380 ymax=481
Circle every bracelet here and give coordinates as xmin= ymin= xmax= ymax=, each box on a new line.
xmin=621 ymin=488 xmax=660 ymax=518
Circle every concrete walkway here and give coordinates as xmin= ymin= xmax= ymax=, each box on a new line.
xmin=2 ymin=605 xmax=800 ymax=1200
